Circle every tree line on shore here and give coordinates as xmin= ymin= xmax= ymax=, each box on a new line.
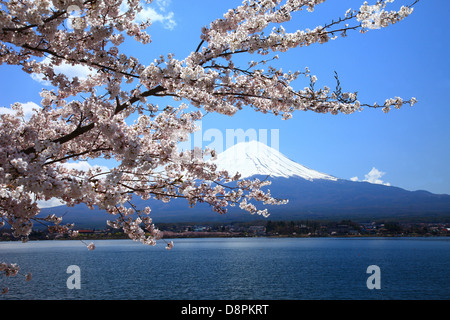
xmin=1 ymin=219 xmax=449 ymax=241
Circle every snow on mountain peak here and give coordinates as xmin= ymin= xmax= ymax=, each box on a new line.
xmin=211 ymin=140 xmax=337 ymax=181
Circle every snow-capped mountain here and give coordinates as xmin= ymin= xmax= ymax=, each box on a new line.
xmin=212 ymin=140 xmax=337 ymax=181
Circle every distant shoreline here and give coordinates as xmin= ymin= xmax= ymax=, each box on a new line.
xmin=2 ymin=218 xmax=449 ymax=242
xmin=1 ymin=231 xmax=448 ymax=243
xmin=161 ymin=231 xmax=450 ymax=239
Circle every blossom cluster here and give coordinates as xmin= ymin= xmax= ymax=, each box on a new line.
xmin=357 ymin=0 xmax=415 ymax=30
xmin=0 ymin=0 xmax=419 ymax=290
xmin=0 ymin=262 xmax=32 ymax=295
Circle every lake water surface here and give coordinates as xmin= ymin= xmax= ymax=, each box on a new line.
xmin=1 ymin=237 xmax=449 ymax=300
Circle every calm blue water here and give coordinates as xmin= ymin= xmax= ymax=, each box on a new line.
xmin=1 ymin=237 xmax=449 ymax=300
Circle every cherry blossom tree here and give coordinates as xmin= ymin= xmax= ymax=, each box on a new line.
xmin=0 ymin=0 xmax=418 ymax=289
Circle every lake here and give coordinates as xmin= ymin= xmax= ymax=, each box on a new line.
xmin=0 ymin=237 xmax=449 ymax=300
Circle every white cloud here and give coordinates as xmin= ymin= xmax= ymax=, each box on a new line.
xmin=0 ymin=101 xmax=41 ymax=121
xmin=21 ymin=102 xmax=42 ymax=120
xmin=31 ymin=57 xmax=94 ymax=86
xmin=136 ymin=7 xmax=176 ymax=29
xmin=0 ymin=106 xmax=14 ymax=116
xmin=121 ymin=0 xmax=176 ymax=30
xmin=55 ymin=62 xmax=93 ymax=80
xmin=364 ymin=167 xmax=391 ymax=186
xmin=30 ymin=73 xmax=49 ymax=85
xmin=351 ymin=167 xmax=391 ymax=186
xmin=37 ymin=198 xmax=66 ymax=209
xmin=62 ymin=161 xmax=110 ymax=174
xmin=155 ymin=0 xmax=171 ymax=12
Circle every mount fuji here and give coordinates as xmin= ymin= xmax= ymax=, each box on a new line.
xmin=212 ymin=140 xmax=337 ymax=181
xmin=39 ymin=141 xmax=450 ymax=227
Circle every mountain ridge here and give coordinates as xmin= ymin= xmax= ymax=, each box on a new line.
xmin=38 ymin=141 xmax=450 ymax=228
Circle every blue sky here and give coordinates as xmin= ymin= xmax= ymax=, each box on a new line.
xmin=1 ymin=0 xmax=449 ymax=195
